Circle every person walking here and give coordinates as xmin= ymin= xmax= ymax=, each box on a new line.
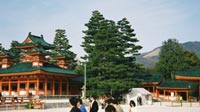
xmin=112 ymin=99 xmax=123 ymax=112
xmin=129 ymin=100 xmax=137 ymax=112
xmin=137 ymin=96 xmax=142 ymax=106
xmin=77 ymin=98 xmax=87 ymax=112
xmin=69 ymin=97 xmax=81 ymax=112
xmin=106 ymin=98 xmax=123 ymax=112
xmin=89 ymin=95 xmax=98 ymax=112
xmin=105 ymin=104 xmax=116 ymax=112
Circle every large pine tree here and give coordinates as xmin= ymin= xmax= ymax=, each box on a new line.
xmin=82 ymin=11 xmax=143 ymax=96
xmin=117 ymin=18 xmax=143 ymax=72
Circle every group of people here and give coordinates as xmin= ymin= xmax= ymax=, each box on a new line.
xmin=69 ymin=97 xmax=86 ymax=112
xmin=104 ymin=98 xmax=124 ymax=112
xmin=69 ymin=95 xmax=98 ymax=112
xmin=69 ymin=94 xmax=138 ymax=112
xmin=105 ymin=98 xmax=137 ymax=112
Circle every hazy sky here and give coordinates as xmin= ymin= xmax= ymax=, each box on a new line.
xmin=0 ymin=0 xmax=200 ymax=59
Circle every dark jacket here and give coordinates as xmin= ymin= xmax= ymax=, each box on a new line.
xmin=70 ymin=106 xmax=81 ymax=112
xmin=90 ymin=100 xmax=98 ymax=112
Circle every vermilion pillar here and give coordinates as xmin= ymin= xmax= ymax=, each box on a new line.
xmin=44 ymin=79 xmax=47 ymax=96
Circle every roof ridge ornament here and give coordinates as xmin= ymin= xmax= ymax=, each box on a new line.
xmin=41 ymin=35 xmax=43 ymax=39
xmin=28 ymin=32 xmax=32 ymax=36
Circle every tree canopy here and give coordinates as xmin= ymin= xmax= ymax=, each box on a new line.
xmin=182 ymin=50 xmax=200 ymax=69
xmin=81 ymin=10 xmax=143 ymax=96
xmin=155 ymin=39 xmax=200 ymax=79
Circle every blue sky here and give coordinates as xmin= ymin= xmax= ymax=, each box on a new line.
xmin=0 ymin=0 xmax=200 ymax=59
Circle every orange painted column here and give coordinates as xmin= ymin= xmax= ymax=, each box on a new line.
xmin=26 ymin=79 xmax=29 ymax=96
xmin=44 ymin=79 xmax=47 ymax=96
xmin=153 ymin=85 xmax=155 ymax=94
xmin=36 ymin=78 xmax=39 ymax=96
xmin=52 ymin=80 xmax=55 ymax=96
xmin=9 ymin=79 xmax=11 ymax=96
xmin=66 ymin=80 xmax=69 ymax=95
xmin=59 ymin=80 xmax=62 ymax=96
xmin=155 ymin=88 xmax=157 ymax=98
xmin=156 ymin=88 xmax=159 ymax=98
xmin=17 ymin=80 xmax=20 ymax=96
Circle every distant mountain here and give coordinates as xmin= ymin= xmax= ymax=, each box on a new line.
xmin=181 ymin=41 xmax=200 ymax=58
xmin=136 ymin=41 xmax=200 ymax=68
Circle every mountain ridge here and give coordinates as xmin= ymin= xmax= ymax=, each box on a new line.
xmin=136 ymin=41 xmax=200 ymax=68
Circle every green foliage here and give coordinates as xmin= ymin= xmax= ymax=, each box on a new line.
xmin=155 ymin=39 xmax=200 ymax=79
xmin=82 ymin=10 xmax=143 ymax=96
xmin=182 ymin=41 xmax=200 ymax=59
xmin=155 ymin=39 xmax=184 ymax=79
xmin=74 ymin=63 xmax=84 ymax=76
xmin=26 ymin=101 xmax=33 ymax=109
xmin=182 ymin=50 xmax=200 ymax=69
xmin=136 ymin=42 xmax=200 ymax=68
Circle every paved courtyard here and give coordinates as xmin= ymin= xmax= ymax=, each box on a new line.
xmin=3 ymin=102 xmax=200 ymax=112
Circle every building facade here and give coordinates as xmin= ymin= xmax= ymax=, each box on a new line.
xmin=0 ymin=33 xmax=82 ymax=97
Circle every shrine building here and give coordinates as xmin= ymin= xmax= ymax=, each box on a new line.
xmin=143 ymin=73 xmax=195 ymax=101
xmin=0 ymin=33 xmax=82 ymax=97
xmin=143 ymin=73 xmax=163 ymax=96
xmin=156 ymin=80 xmax=191 ymax=101
xmin=175 ymin=67 xmax=200 ymax=98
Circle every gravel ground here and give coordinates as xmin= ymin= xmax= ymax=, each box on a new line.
xmin=3 ymin=102 xmax=200 ymax=112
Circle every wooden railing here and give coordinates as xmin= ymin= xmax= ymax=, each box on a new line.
xmin=0 ymin=96 xmax=30 ymax=105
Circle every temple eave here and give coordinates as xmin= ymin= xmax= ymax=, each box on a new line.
xmin=0 ymin=70 xmax=78 ymax=77
xmin=176 ymin=75 xmax=200 ymax=81
xmin=156 ymin=86 xmax=189 ymax=90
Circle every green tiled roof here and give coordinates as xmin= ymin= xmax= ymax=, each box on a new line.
xmin=140 ymin=73 xmax=163 ymax=83
xmin=17 ymin=42 xmax=34 ymax=47
xmin=0 ymin=62 xmax=77 ymax=75
xmin=29 ymin=34 xmax=54 ymax=48
xmin=17 ymin=33 xmax=55 ymax=49
xmin=41 ymin=63 xmax=77 ymax=75
xmin=175 ymin=67 xmax=200 ymax=77
xmin=29 ymin=47 xmax=52 ymax=55
xmin=57 ymin=50 xmax=74 ymax=58
xmin=0 ymin=62 xmax=37 ymax=73
xmin=158 ymin=80 xmax=191 ymax=89
xmin=0 ymin=49 xmax=15 ymax=57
